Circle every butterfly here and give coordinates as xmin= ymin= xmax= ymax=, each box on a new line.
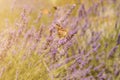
xmin=55 ymin=23 xmax=68 ymax=38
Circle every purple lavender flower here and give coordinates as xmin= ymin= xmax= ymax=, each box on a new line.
xmin=108 ymin=46 xmax=118 ymax=58
xmin=58 ymin=38 xmax=67 ymax=45
xmin=114 ymin=69 xmax=120 ymax=77
xmin=92 ymin=43 xmax=101 ymax=52
xmin=117 ymin=34 xmax=120 ymax=45
xmin=78 ymin=4 xmax=86 ymax=18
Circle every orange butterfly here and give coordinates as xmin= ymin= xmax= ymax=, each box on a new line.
xmin=55 ymin=24 xmax=68 ymax=38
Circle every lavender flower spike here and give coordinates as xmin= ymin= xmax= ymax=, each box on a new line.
xmin=117 ymin=34 xmax=120 ymax=45
xmin=108 ymin=46 xmax=118 ymax=58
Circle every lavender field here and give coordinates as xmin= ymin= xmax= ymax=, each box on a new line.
xmin=0 ymin=0 xmax=120 ymax=80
